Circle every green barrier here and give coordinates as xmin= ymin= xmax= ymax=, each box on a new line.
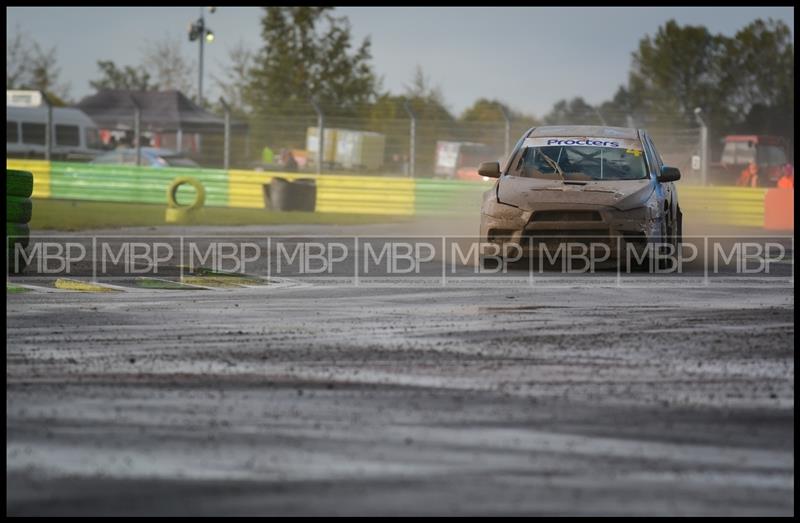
xmin=414 ymin=178 xmax=490 ymax=215
xmin=49 ymin=162 xmax=229 ymax=207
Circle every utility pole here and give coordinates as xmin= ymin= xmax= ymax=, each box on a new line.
xmin=41 ymin=91 xmax=52 ymax=161
xmin=694 ymin=107 xmax=709 ymax=186
xmin=130 ymin=94 xmax=142 ymax=166
xmin=310 ymin=98 xmax=324 ymax=175
xmin=403 ymin=100 xmax=416 ymax=178
xmin=499 ymin=105 xmax=511 ymax=157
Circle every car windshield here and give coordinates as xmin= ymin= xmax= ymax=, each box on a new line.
xmin=511 ymin=145 xmax=649 ymax=181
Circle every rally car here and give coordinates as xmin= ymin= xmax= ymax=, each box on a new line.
xmin=478 ymin=125 xmax=682 ymax=259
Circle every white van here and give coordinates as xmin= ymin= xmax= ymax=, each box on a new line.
xmin=6 ymin=105 xmax=106 ymax=161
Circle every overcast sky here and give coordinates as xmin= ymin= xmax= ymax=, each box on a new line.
xmin=6 ymin=6 xmax=794 ymax=117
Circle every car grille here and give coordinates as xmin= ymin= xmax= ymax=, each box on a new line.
xmin=522 ymin=229 xmax=615 ymax=250
xmin=530 ymin=210 xmax=602 ymax=222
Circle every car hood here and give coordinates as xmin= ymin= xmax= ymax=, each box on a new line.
xmin=496 ymin=176 xmax=655 ymax=211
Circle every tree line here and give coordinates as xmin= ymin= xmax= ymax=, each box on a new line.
xmin=6 ymin=9 xmax=794 ymax=151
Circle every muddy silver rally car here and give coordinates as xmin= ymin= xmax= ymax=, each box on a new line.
xmin=478 ymin=125 xmax=682 ymax=258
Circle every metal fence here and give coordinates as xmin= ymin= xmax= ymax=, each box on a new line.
xmin=13 ymin=91 xmax=707 ymax=182
xmin=195 ymin=102 xmax=706 ymax=183
xmin=200 ymin=112 xmax=534 ymax=177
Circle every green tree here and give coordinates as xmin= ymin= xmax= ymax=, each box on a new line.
xmin=6 ymin=28 xmax=71 ymax=104
xmin=212 ymin=41 xmax=255 ymax=116
xmin=460 ymin=98 xmax=510 ymax=122
xmin=6 ymin=30 xmax=28 ymax=90
xmin=597 ymin=86 xmax=639 ymax=127
xmin=140 ymin=36 xmax=196 ymax=98
xmin=619 ymin=18 xmax=793 ymax=154
xmin=627 ymin=20 xmax=733 ymax=130
xmin=89 ymin=60 xmax=157 ymax=91
xmin=722 ymin=19 xmax=794 ymax=145
xmin=245 ymin=7 xmax=378 ymax=117
xmin=242 ymin=7 xmax=379 ymax=154
xmin=400 ymin=65 xmax=453 ymax=120
xmin=543 ymin=97 xmax=605 ymax=126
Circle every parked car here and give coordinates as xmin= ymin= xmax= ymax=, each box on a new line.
xmin=479 ymin=125 xmax=682 ymax=259
xmin=90 ymin=147 xmax=199 ymax=168
xmin=7 ymin=105 xmax=105 ymax=161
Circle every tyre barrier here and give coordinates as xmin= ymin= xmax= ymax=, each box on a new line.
xmin=7 ymin=195 xmax=33 ymax=223
xmin=165 ymin=176 xmax=206 ymax=224
xmin=6 ymin=169 xmax=33 ymax=275
xmin=267 ymin=177 xmax=317 ymax=212
xmin=7 ymin=169 xmax=34 ymax=198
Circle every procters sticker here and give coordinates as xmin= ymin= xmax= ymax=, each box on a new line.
xmin=523 ymin=137 xmax=643 ymax=150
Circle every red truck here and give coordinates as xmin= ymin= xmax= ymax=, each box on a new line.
xmin=711 ymin=135 xmax=790 ymax=186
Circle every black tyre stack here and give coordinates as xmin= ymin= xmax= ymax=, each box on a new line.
xmin=267 ymin=177 xmax=317 ymax=212
xmin=7 ymin=170 xmax=34 ymax=274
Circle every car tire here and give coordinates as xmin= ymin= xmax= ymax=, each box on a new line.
xmin=7 ymin=170 xmax=34 ymax=198
xmin=7 ymin=196 xmax=32 ymax=224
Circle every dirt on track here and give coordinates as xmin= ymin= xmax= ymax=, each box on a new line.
xmin=6 ymin=228 xmax=794 ymax=517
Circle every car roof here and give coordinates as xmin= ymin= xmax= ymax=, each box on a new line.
xmin=115 ymin=147 xmax=180 ymax=156
xmin=529 ymin=125 xmax=640 ymax=141
xmin=7 ymin=105 xmax=98 ymax=127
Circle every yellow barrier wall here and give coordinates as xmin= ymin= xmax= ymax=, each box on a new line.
xmin=679 ymin=186 xmax=767 ymax=228
xmin=228 ymin=170 xmax=415 ymax=215
xmin=6 ymin=159 xmax=51 ymax=198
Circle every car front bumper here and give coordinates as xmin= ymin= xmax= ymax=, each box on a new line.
xmin=480 ymin=201 xmax=663 ymax=259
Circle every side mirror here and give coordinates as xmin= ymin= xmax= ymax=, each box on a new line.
xmin=478 ymin=161 xmax=501 ymax=178
xmin=658 ymin=165 xmax=681 ymax=183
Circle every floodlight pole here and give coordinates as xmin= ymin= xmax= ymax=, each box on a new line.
xmin=198 ymin=8 xmax=205 ymax=106
xmin=191 ymin=7 xmax=215 ymax=106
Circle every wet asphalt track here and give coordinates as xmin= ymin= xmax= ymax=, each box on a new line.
xmin=6 ymin=221 xmax=795 ymax=516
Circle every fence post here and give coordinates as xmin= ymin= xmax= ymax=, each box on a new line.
xmin=310 ymin=98 xmax=324 ymax=175
xmin=40 ymin=90 xmax=52 ymax=161
xmin=694 ymin=108 xmax=708 ymax=186
xmin=403 ymin=100 xmax=416 ymax=178
xmin=129 ymin=94 xmax=142 ymax=166
xmin=499 ymin=105 xmax=511 ymax=157
xmin=220 ymin=97 xmax=231 ymax=170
